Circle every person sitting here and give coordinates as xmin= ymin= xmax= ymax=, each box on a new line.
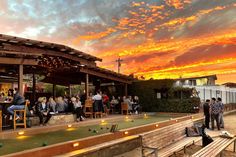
xmin=56 ymin=96 xmax=67 ymax=113
xmin=133 ymin=96 xmax=140 ymax=114
xmin=71 ymin=97 xmax=85 ymax=122
xmin=124 ymin=96 xmax=132 ymax=114
xmin=36 ymin=97 xmax=52 ymax=126
xmin=110 ymin=96 xmax=118 ymax=113
xmin=47 ymin=97 xmax=57 ymax=113
xmin=7 ymin=88 xmax=25 ymax=120
xmin=0 ymin=92 xmax=5 ymax=100
xmin=117 ymin=96 xmax=122 ymax=114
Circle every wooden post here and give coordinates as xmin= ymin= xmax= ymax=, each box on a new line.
xmin=53 ymin=84 xmax=56 ymax=98
xmin=124 ymin=84 xmax=128 ymax=96
xmin=85 ymin=74 xmax=89 ymax=99
xmin=18 ymin=64 xmax=24 ymax=96
xmin=226 ymin=91 xmax=228 ymax=104
xmin=68 ymin=84 xmax=72 ymax=97
xmin=203 ymin=88 xmax=206 ymax=101
xmin=234 ymin=140 xmax=236 ymax=152
xmin=32 ymin=73 xmax=36 ymax=104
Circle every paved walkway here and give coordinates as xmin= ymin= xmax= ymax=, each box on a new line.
xmin=115 ymin=112 xmax=236 ymax=157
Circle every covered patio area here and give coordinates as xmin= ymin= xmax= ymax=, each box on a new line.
xmin=0 ymin=34 xmax=133 ymax=130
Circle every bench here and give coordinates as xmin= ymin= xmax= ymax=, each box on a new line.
xmin=192 ymin=136 xmax=236 ymax=157
xmin=140 ymin=119 xmax=201 ymax=157
xmin=29 ymin=113 xmax=76 ymax=126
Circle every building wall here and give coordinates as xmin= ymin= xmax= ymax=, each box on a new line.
xmin=183 ymin=85 xmax=236 ymax=104
xmin=174 ymin=77 xmax=216 ymax=87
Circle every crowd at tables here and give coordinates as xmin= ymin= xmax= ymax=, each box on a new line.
xmin=1 ymin=88 xmax=141 ymax=127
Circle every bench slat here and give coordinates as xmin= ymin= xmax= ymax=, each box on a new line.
xmin=141 ymin=120 xmax=193 ymax=149
xmin=199 ymin=138 xmax=229 ymax=157
xmin=204 ymin=138 xmax=235 ymax=157
xmin=192 ymin=137 xmax=236 ymax=157
xmin=141 ymin=119 xmax=196 ymax=157
xmin=193 ymin=138 xmax=221 ymax=156
xmin=192 ymin=138 xmax=222 ymax=157
xmin=159 ymin=137 xmax=201 ymax=157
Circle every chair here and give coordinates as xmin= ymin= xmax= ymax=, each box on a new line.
xmin=0 ymin=110 xmax=2 ymax=132
xmin=84 ymin=99 xmax=93 ymax=118
xmin=121 ymin=102 xmax=128 ymax=115
xmin=94 ymin=111 xmax=103 ymax=118
xmin=13 ymin=100 xmax=30 ymax=130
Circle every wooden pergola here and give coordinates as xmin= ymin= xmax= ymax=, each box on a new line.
xmin=0 ymin=34 xmax=132 ymax=101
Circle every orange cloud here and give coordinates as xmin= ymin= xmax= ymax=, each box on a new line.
xmin=66 ymin=1 xmax=236 ymax=84
xmin=72 ymin=28 xmax=116 ymax=44
xmin=165 ymin=0 xmax=191 ymax=9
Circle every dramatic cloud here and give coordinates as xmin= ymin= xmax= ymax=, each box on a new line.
xmin=0 ymin=0 xmax=236 ymax=84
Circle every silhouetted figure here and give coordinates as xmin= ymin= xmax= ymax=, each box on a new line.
xmin=203 ymin=99 xmax=210 ymax=129
xmin=201 ymin=124 xmax=213 ymax=147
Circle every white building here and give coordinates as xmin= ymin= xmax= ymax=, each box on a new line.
xmin=183 ymin=85 xmax=236 ymax=104
xmin=173 ymin=75 xmax=236 ymax=104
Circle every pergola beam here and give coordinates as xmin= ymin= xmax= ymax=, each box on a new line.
xmin=0 ymin=57 xmax=38 ymax=65
xmin=80 ymin=68 xmax=132 ymax=84
xmin=2 ymin=44 xmax=96 ymax=67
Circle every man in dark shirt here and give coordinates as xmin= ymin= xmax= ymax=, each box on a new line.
xmin=203 ymin=99 xmax=210 ymax=129
xmin=210 ymin=98 xmax=221 ymax=130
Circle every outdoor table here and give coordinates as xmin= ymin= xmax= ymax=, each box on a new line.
xmin=0 ymin=100 xmax=13 ymax=129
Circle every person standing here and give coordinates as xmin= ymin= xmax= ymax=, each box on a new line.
xmin=210 ymin=98 xmax=221 ymax=130
xmin=92 ymin=91 xmax=103 ymax=112
xmin=217 ymin=97 xmax=224 ymax=128
xmin=203 ymin=99 xmax=210 ymax=129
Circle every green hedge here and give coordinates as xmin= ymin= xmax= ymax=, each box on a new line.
xmin=156 ymin=98 xmax=200 ymax=113
xmin=129 ymin=79 xmax=200 ymax=113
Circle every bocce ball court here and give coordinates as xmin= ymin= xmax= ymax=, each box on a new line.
xmin=0 ymin=113 xmax=192 ymax=156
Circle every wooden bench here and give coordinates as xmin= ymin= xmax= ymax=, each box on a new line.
xmin=140 ymin=119 xmax=201 ymax=157
xmin=192 ymin=136 xmax=236 ymax=157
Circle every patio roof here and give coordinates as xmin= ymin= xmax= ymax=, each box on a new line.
xmin=0 ymin=34 xmax=132 ymax=85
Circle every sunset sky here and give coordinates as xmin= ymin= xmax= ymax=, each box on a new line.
xmin=1 ymin=0 xmax=236 ymax=84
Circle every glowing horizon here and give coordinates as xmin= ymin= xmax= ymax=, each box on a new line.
xmin=1 ymin=0 xmax=236 ymax=84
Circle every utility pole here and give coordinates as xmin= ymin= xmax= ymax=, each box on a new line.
xmin=116 ymin=57 xmax=123 ymax=73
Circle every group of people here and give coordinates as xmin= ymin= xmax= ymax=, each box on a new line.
xmin=4 ymin=88 xmax=141 ymax=126
xmin=89 ymin=90 xmax=140 ymax=115
xmin=34 ymin=96 xmax=86 ymax=125
xmin=203 ymin=97 xmax=224 ymax=130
